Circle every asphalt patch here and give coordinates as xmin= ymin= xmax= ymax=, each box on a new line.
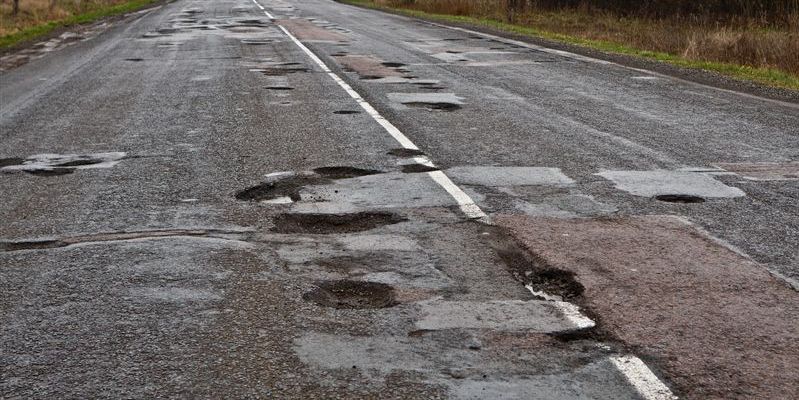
xmin=404 ymin=102 xmax=461 ymax=111
xmin=387 ymin=148 xmax=426 ymax=157
xmin=235 ymin=175 xmax=328 ymax=202
xmin=303 ymin=280 xmax=397 ymax=309
xmin=271 ymin=212 xmax=406 ymax=234
xmin=401 ymin=164 xmax=439 ymax=173
xmin=312 ymin=166 xmax=381 ymax=179
xmin=655 ymin=194 xmax=706 ymax=203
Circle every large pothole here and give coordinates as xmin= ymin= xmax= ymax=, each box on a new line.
xmin=303 ymin=280 xmax=397 ymax=309
xmin=235 ymin=175 xmax=329 ymax=202
xmin=271 ymin=212 xmax=406 ymax=234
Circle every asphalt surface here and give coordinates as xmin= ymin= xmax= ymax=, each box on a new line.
xmin=1 ymin=0 xmax=797 ymax=398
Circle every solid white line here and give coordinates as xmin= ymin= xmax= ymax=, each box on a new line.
xmin=610 ymin=355 xmax=678 ymax=400
xmin=256 ymin=0 xmax=487 ymax=221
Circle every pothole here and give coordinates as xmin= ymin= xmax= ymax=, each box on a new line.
xmin=235 ymin=175 xmax=328 ymax=202
xmin=265 ymin=86 xmax=294 ymax=90
xmin=401 ymin=164 xmax=439 ymax=173
xmin=313 ymin=166 xmax=381 ymax=179
xmin=381 ymin=62 xmax=406 ymax=67
xmin=490 ymin=228 xmax=585 ymax=301
xmin=654 ymin=194 xmax=706 ymax=203
xmin=241 ymin=39 xmax=275 ymax=45
xmin=271 ymin=212 xmax=406 ymax=234
xmin=303 ymin=280 xmax=397 ymax=309
xmin=125 ymin=58 xmax=144 ymax=62
xmin=256 ymin=67 xmax=309 ymax=76
xmin=333 ymin=110 xmax=360 ymax=114
xmin=0 ymin=157 xmax=24 ymax=168
xmin=404 ymin=102 xmax=461 ymax=111
xmin=527 ymin=268 xmax=584 ymax=301
xmin=387 ymin=148 xmax=426 ymax=157
xmin=24 ymin=168 xmax=75 ymax=176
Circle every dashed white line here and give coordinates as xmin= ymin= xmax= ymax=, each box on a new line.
xmin=610 ymin=355 xmax=678 ymax=400
xmin=253 ymin=0 xmax=487 ymax=221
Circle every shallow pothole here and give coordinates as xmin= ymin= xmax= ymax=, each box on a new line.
xmin=387 ymin=148 xmax=426 ymax=157
xmin=257 ymin=67 xmax=309 ymax=76
xmin=125 ymin=58 xmax=144 ymax=62
xmin=381 ymin=62 xmax=406 ymax=67
xmin=312 ymin=166 xmax=381 ymax=179
xmin=303 ymin=280 xmax=397 ymax=309
xmin=654 ymin=194 xmax=706 ymax=203
xmin=0 ymin=157 xmax=24 ymax=168
xmin=271 ymin=212 xmax=406 ymax=234
xmin=333 ymin=110 xmax=360 ymax=115
xmin=265 ymin=86 xmax=294 ymax=90
xmin=401 ymin=164 xmax=439 ymax=173
xmin=22 ymin=168 xmax=75 ymax=176
xmin=53 ymin=158 xmax=104 ymax=167
xmin=404 ymin=102 xmax=461 ymax=111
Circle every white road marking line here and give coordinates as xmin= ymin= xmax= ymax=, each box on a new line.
xmin=254 ymin=3 xmax=675 ymax=396
xmin=255 ymin=0 xmax=487 ymax=221
xmin=610 ymin=355 xmax=678 ymax=400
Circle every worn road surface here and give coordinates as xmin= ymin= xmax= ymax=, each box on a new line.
xmin=1 ymin=0 xmax=798 ymax=399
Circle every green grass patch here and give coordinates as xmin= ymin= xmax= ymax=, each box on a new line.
xmin=340 ymin=0 xmax=799 ymax=90
xmin=1 ymin=0 xmax=160 ymax=49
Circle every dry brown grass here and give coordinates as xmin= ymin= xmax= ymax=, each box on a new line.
xmin=0 ymin=0 xmax=132 ymax=36
xmin=377 ymin=0 xmax=799 ymax=75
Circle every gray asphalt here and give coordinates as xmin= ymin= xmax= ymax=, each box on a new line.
xmin=1 ymin=0 xmax=797 ymax=398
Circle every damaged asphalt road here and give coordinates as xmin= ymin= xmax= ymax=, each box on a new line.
xmin=1 ymin=0 xmax=798 ymax=399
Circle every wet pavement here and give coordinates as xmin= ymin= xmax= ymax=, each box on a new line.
xmin=1 ymin=0 xmax=797 ymax=399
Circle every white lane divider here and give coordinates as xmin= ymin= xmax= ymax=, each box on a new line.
xmin=610 ymin=355 xmax=679 ymax=400
xmin=251 ymin=0 xmax=487 ymax=221
xmin=251 ymin=1 xmax=675 ymax=398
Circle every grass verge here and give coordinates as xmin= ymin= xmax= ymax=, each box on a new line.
xmin=340 ymin=0 xmax=799 ymax=91
xmin=0 ymin=0 xmax=160 ymax=50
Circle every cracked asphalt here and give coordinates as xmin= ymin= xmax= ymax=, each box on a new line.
xmin=1 ymin=0 xmax=797 ymax=399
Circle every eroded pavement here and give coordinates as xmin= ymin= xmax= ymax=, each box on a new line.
xmin=1 ymin=0 xmax=798 ymax=398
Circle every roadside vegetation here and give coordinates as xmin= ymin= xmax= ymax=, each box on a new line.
xmin=0 ymin=0 xmax=159 ymax=48
xmin=344 ymin=0 xmax=799 ymax=90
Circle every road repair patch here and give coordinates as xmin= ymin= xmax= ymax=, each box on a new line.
xmin=495 ymin=214 xmax=799 ymax=399
xmin=596 ymin=169 xmax=745 ymax=198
